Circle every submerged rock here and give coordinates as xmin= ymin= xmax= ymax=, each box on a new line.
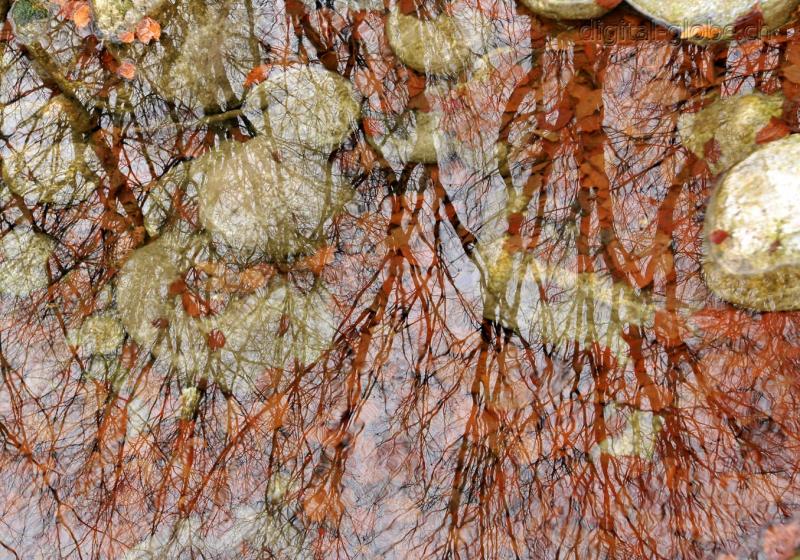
xmin=243 ymin=65 xmax=361 ymax=153
xmin=8 ymin=0 xmax=51 ymax=42
xmin=518 ymin=0 xmax=612 ymax=20
xmin=595 ymin=404 xmax=664 ymax=461
xmin=365 ymin=110 xmax=449 ymax=165
xmin=70 ymin=313 xmax=125 ymax=355
xmin=703 ymin=135 xmax=800 ymax=311
xmin=679 ymin=93 xmax=784 ymax=174
xmin=385 ymin=8 xmax=483 ymax=75
xmin=1 ymin=95 xmax=100 ymax=205
xmin=89 ymin=0 xmax=166 ymax=38
xmin=0 ymin=227 xmax=54 ymax=297
xmin=192 ymin=136 xmax=353 ymax=263
xmin=115 ymin=233 xmax=338 ymax=390
xmin=478 ymin=236 xmax=657 ymax=362
xmin=627 ymin=0 xmax=800 ymax=41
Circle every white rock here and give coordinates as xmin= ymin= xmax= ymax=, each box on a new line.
xmin=627 ymin=0 xmax=800 ymax=41
xmin=703 ymin=135 xmax=800 ymax=311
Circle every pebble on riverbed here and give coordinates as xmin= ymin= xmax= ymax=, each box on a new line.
xmin=703 ymin=135 xmax=800 ymax=311
xmin=385 ymin=7 xmax=490 ymax=75
xmin=627 ymin=0 xmax=800 ymax=41
xmin=679 ymin=93 xmax=785 ymax=175
xmin=518 ymin=0 xmax=612 ymax=20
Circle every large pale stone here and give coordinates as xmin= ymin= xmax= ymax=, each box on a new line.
xmin=627 ymin=0 xmax=800 ymax=41
xmin=703 ymin=135 xmax=800 ymax=311
xmin=518 ymin=0 xmax=611 ymax=20
xmin=1 ymin=96 xmax=100 ymax=205
xmin=679 ymin=93 xmax=784 ymax=175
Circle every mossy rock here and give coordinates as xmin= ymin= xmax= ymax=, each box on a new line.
xmin=679 ymin=93 xmax=784 ymax=175
xmin=703 ymin=135 xmax=800 ymax=311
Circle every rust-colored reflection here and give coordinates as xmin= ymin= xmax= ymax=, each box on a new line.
xmin=1 ymin=1 xmax=800 ymax=559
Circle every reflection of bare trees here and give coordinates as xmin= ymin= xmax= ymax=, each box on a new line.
xmin=2 ymin=0 xmax=800 ymax=558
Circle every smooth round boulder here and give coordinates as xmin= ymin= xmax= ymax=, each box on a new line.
xmin=703 ymin=135 xmax=800 ymax=311
xmin=518 ymin=0 xmax=612 ymax=20
xmin=627 ymin=0 xmax=800 ymax=41
xmin=679 ymin=93 xmax=784 ymax=175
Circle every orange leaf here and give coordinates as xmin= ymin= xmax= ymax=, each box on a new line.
xmin=135 ymin=16 xmax=161 ymax=44
xmin=244 ymin=64 xmax=271 ymax=87
xmin=116 ymin=60 xmax=136 ymax=79
xmin=118 ymin=30 xmax=135 ymax=43
xmin=756 ymin=117 xmax=792 ymax=144
xmin=72 ymin=3 xmax=91 ymax=28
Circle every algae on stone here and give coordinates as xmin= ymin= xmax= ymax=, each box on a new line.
xmin=703 ymin=134 xmax=800 ymax=311
xmin=679 ymin=93 xmax=784 ymax=174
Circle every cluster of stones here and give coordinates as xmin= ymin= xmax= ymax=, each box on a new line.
xmin=473 ymin=0 xmax=799 ymax=312
xmin=516 ymin=0 xmax=800 ymax=42
xmin=110 ymin=61 xmax=361 ymax=396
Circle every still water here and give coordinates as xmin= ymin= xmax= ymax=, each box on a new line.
xmin=1 ymin=0 xmax=800 ymax=558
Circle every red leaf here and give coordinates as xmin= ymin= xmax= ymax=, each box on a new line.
xmin=207 ymin=329 xmax=226 ymax=350
xmin=244 ymin=64 xmax=271 ymax=88
xmin=709 ymin=229 xmax=730 ymax=244
xmin=595 ymin=0 xmax=622 ymax=9
xmin=703 ymin=138 xmax=722 ymax=164
xmin=755 ymin=117 xmax=791 ymax=144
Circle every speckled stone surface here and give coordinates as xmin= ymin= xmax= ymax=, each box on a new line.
xmin=679 ymin=93 xmax=784 ymax=175
xmin=518 ymin=0 xmax=611 ymax=20
xmin=627 ymin=0 xmax=800 ymax=40
xmin=703 ymin=135 xmax=800 ymax=311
